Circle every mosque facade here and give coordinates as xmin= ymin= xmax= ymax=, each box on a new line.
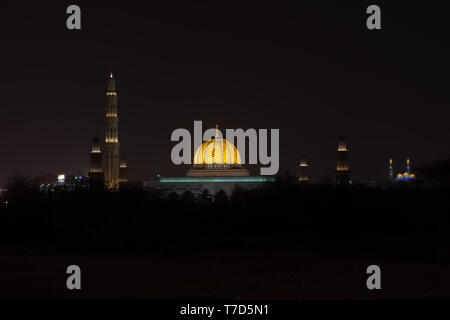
xmin=160 ymin=125 xmax=274 ymax=196
xmin=392 ymin=158 xmax=416 ymax=182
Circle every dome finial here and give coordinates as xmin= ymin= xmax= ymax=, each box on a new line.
xmin=215 ymin=124 xmax=219 ymax=138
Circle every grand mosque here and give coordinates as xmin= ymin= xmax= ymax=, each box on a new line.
xmin=86 ymin=73 xmax=273 ymax=195
xmin=88 ymin=73 xmax=127 ymax=190
xmin=84 ymin=73 xmax=415 ymax=196
xmin=159 ymin=126 xmax=275 ymax=196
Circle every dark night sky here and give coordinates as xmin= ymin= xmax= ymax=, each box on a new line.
xmin=1 ymin=1 xmax=450 ymax=185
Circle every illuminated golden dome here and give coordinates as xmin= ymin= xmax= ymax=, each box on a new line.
xmin=193 ymin=135 xmax=241 ymax=165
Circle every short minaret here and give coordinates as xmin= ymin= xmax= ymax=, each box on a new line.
xmin=389 ymin=158 xmax=394 ymax=181
xmin=119 ymin=156 xmax=128 ymax=184
xmin=104 ymin=72 xmax=120 ymax=190
xmin=89 ymin=136 xmax=104 ymax=187
xmin=336 ymin=136 xmax=351 ymax=185
xmin=299 ymin=156 xmax=309 ymax=184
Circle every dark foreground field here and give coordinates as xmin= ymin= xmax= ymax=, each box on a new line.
xmin=2 ymin=249 xmax=450 ymax=299
xmin=1 ymin=179 xmax=450 ymax=299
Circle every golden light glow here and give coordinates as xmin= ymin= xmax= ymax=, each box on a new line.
xmin=337 ymin=164 xmax=349 ymax=171
xmin=337 ymin=140 xmax=348 ymax=152
xmin=106 ymin=92 xmax=117 ymax=96
xmin=105 ymin=138 xmax=119 ymax=143
xmin=193 ymin=137 xmax=241 ymax=165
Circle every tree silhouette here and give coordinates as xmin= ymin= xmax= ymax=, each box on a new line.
xmin=214 ymin=189 xmax=229 ymax=206
xmin=181 ymin=190 xmax=195 ymax=203
xmin=199 ymin=189 xmax=212 ymax=205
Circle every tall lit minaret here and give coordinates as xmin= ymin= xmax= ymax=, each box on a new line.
xmin=336 ymin=136 xmax=351 ymax=185
xmin=406 ymin=158 xmax=411 ymax=174
xmin=89 ymin=136 xmax=104 ymax=187
xmin=299 ymin=156 xmax=310 ymax=184
xmin=104 ymin=72 xmax=120 ymax=190
xmin=389 ymin=158 xmax=394 ymax=181
xmin=119 ymin=156 xmax=128 ymax=184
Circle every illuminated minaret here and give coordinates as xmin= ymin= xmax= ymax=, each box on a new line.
xmin=299 ymin=156 xmax=309 ymax=184
xmin=336 ymin=136 xmax=351 ymax=185
xmin=119 ymin=156 xmax=128 ymax=184
xmin=104 ymin=72 xmax=120 ymax=190
xmin=406 ymin=158 xmax=411 ymax=174
xmin=89 ymin=136 xmax=104 ymax=186
xmin=389 ymin=158 xmax=394 ymax=181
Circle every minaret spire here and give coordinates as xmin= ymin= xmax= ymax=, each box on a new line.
xmin=299 ymin=155 xmax=310 ymax=184
xmin=389 ymin=158 xmax=394 ymax=181
xmin=89 ymin=136 xmax=104 ymax=188
xmin=104 ymin=72 xmax=120 ymax=190
xmin=336 ymin=136 xmax=351 ymax=185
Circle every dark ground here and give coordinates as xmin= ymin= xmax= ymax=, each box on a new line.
xmin=1 ymin=250 xmax=450 ymax=299
xmin=1 ymin=177 xmax=450 ymax=299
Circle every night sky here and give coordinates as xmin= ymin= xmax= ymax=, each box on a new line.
xmin=1 ymin=1 xmax=450 ymax=185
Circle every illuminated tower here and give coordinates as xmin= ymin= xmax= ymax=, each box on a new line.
xmin=406 ymin=158 xmax=411 ymax=174
xmin=389 ymin=158 xmax=394 ymax=181
xmin=119 ymin=156 xmax=128 ymax=185
xmin=299 ymin=156 xmax=309 ymax=184
xmin=89 ymin=136 xmax=104 ymax=187
xmin=336 ymin=136 xmax=351 ymax=185
xmin=104 ymin=72 xmax=120 ymax=190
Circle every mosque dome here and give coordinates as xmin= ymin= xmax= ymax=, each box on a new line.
xmin=193 ymin=136 xmax=241 ymax=165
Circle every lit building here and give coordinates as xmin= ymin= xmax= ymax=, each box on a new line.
xmin=187 ymin=125 xmax=249 ymax=177
xmin=104 ymin=72 xmax=120 ymax=190
xmin=299 ymin=156 xmax=309 ymax=184
xmin=336 ymin=136 xmax=351 ymax=185
xmin=39 ymin=174 xmax=89 ymax=193
xmin=65 ymin=175 xmax=90 ymax=192
xmin=389 ymin=158 xmax=394 ymax=181
xmin=88 ymin=136 xmax=104 ymax=187
xmin=57 ymin=174 xmax=66 ymax=185
xmin=160 ymin=125 xmax=274 ymax=196
xmin=394 ymin=158 xmax=416 ymax=182
xmin=119 ymin=156 xmax=128 ymax=184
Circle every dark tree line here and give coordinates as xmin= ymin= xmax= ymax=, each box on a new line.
xmin=1 ymin=170 xmax=450 ymax=263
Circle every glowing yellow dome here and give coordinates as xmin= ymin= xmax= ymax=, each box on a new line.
xmin=193 ymin=137 xmax=241 ymax=165
xmin=397 ymin=173 xmax=403 ymax=178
